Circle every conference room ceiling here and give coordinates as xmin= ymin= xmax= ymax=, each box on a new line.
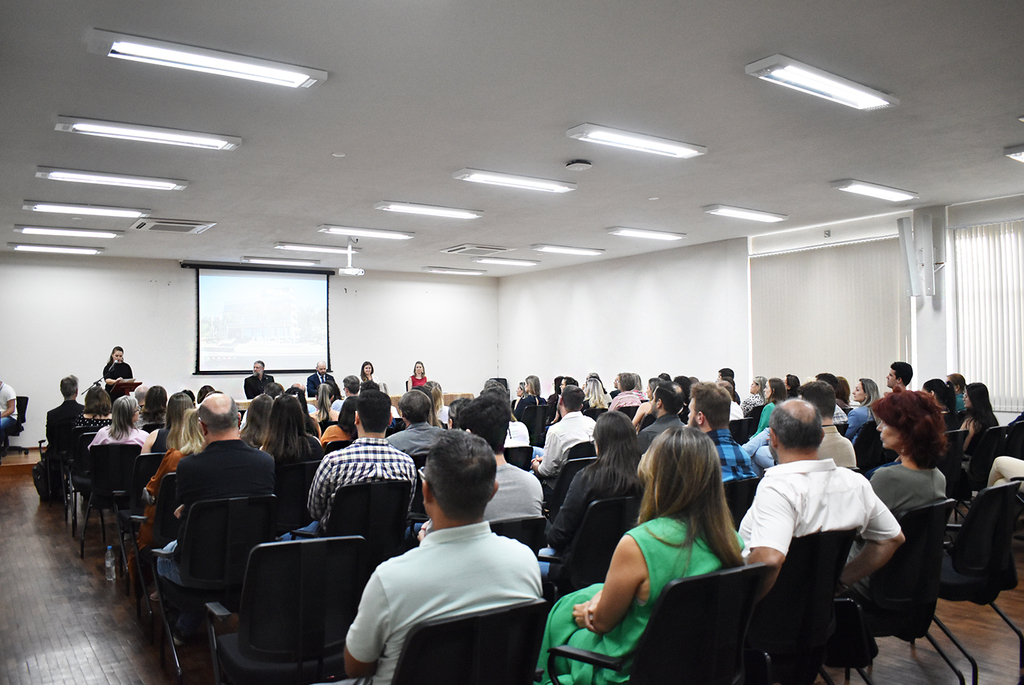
xmin=2 ymin=0 xmax=1023 ymax=276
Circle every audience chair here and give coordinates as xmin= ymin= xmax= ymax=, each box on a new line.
xmin=638 ymin=413 xmax=656 ymax=431
xmin=746 ymin=529 xmax=856 ymax=685
xmin=616 ymin=405 xmax=639 ymax=419
xmin=723 ymin=477 xmax=761 ymax=530
xmin=38 ymin=419 xmax=77 ymax=508
xmin=852 ymin=422 xmax=884 ymax=472
xmin=521 ymin=405 xmax=548 ymax=447
xmin=139 ymin=473 xmax=180 ymax=634
xmin=582 ymin=407 xmax=607 ymax=421
xmin=939 ymin=430 xmax=970 ymax=505
xmin=547 ymin=564 xmax=768 ymax=685
xmin=1004 ymin=421 xmax=1024 ymax=461
xmin=745 ymin=403 xmax=766 ymax=424
xmin=315 ymin=480 xmax=412 ymax=579
xmin=391 ymin=598 xmax=548 ymax=685
xmin=489 ymin=516 xmax=547 ymax=554
xmin=821 ymin=598 xmax=877 ymax=685
xmin=141 ymin=422 xmax=164 ymax=433
xmin=729 ymin=417 xmax=755 ymax=445
xmin=930 ymin=481 xmax=1022 ymax=685
xmin=206 ymin=536 xmax=366 ymax=685
xmin=503 ymin=445 xmax=533 ymax=471
xmin=545 ymin=455 xmax=596 ymax=522
xmin=965 ymin=425 xmax=1008 ymax=492
xmin=273 ymin=460 xmax=320 ymax=536
xmin=80 ymin=443 xmax=141 ymax=559
xmin=1 ymin=396 xmax=29 ymax=456
xmin=67 ymin=428 xmax=98 ymax=535
xmin=152 ymin=494 xmax=278 ymax=685
xmin=322 ymin=439 xmax=351 ymax=454
xmin=117 ymin=452 xmax=163 ymax=596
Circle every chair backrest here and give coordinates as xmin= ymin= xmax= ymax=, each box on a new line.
xmin=236 ymin=536 xmax=366 ymax=673
xmin=489 ymin=517 xmax=547 ymax=554
xmin=48 ymin=420 xmax=78 ymax=460
xmin=13 ymin=396 xmax=28 ymax=432
xmin=323 ymin=439 xmax=352 ymax=454
xmin=947 ymin=481 xmax=1020 ymax=602
xmin=503 ymin=445 xmax=533 ymax=471
xmin=1004 ymin=421 xmax=1024 ymax=460
xmin=938 ymin=430 xmax=967 ymax=499
xmin=565 ymin=441 xmax=597 ymax=460
xmin=274 ymin=459 xmax=321 ymax=533
xmin=629 ymin=564 xmax=769 ymax=685
xmin=853 ymin=421 xmax=883 ymax=472
xmin=150 ymin=472 xmax=180 ymax=550
xmin=324 ymin=480 xmax=412 ymax=571
xmin=72 ymin=430 xmax=99 ymax=477
xmin=391 ymin=598 xmax=549 ymax=685
xmin=616 ymin=405 xmax=639 ymax=419
xmin=747 ymin=529 xmax=856 ymax=653
xmin=141 ymin=422 xmax=163 ymax=433
xmin=638 ymin=413 xmax=656 ymax=431
xmin=723 ymin=477 xmax=760 ymax=530
xmin=89 ymin=443 xmax=142 ymax=498
xmin=546 ymin=456 xmax=597 ymax=522
xmin=966 ymin=425 xmax=1008 ymax=488
xmin=129 ymin=452 xmax=164 ymax=517
xmin=745 ymin=404 xmax=766 ymax=425
xmin=178 ymin=495 xmax=278 ymax=590
xmin=521 ymin=405 xmax=548 ymax=447
xmin=582 ymin=407 xmax=607 ymax=421
xmin=568 ymin=496 xmax=641 ymax=590
xmin=729 ymin=417 xmax=754 ymax=445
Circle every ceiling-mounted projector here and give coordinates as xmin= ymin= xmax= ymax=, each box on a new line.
xmin=339 ymin=266 xmax=364 ymax=276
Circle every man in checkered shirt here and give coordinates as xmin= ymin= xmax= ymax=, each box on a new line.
xmin=308 ymin=389 xmax=416 ymax=529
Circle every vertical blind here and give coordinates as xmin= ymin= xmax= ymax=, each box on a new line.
xmin=750 ymin=237 xmax=911 ymax=388
xmin=953 ymin=220 xmax=1024 ymax=412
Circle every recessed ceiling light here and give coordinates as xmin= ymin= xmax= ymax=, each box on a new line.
xmin=14 ymin=225 xmax=122 ymax=239
xmin=608 ymin=227 xmax=686 ymax=241
xmin=830 ymin=179 xmax=917 ymax=202
xmin=532 ymin=244 xmax=605 ymax=256
xmin=241 ymin=256 xmax=319 ymax=267
xmin=422 ymin=266 xmax=487 ymax=275
xmin=703 ymin=204 xmax=788 ymax=223
xmin=88 ymin=30 xmax=328 ymax=88
xmin=318 ymin=225 xmax=414 ymax=240
xmin=55 ymin=116 xmax=241 ymax=150
xmin=9 ymin=243 xmax=103 ymax=255
xmin=453 ymin=169 xmax=577 ymax=193
xmin=331 ymin=152 xmax=346 ymax=158
xmin=1004 ymin=144 xmax=1024 ymax=163
xmin=472 ymin=257 xmax=539 ymax=267
xmin=274 ymin=243 xmax=360 ymax=255
xmin=745 ymin=55 xmax=897 ymax=110
xmin=35 ymin=167 xmax=187 ymax=191
xmin=374 ymin=201 xmax=482 ymax=219
xmin=23 ymin=201 xmax=149 ymax=219
xmin=566 ymin=124 xmax=707 ymax=158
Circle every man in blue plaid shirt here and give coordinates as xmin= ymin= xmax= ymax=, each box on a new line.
xmin=308 ymin=389 xmax=416 ymax=529
xmin=689 ymin=381 xmax=757 ymax=482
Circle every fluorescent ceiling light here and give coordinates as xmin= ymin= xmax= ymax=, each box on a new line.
xmin=745 ymin=55 xmax=897 ymax=110
xmin=23 ymin=201 xmax=149 ymax=219
xmin=830 ymin=179 xmax=917 ymax=202
xmin=1004 ymin=144 xmax=1024 ymax=163
xmin=89 ymin=30 xmax=328 ymax=88
xmin=703 ymin=204 xmax=788 ymax=223
xmin=10 ymin=243 xmax=103 ymax=255
xmin=242 ymin=256 xmax=319 ymax=267
xmin=566 ymin=124 xmax=706 ymax=158
xmin=422 ymin=266 xmax=486 ymax=275
xmin=56 ymin=116 xmax=241 ymax=150
xmin=607 ymin=227 xmax=686 ymax=241
xmin=318 ymin=225 xmax=414 ymax=240
xmin=453 ymin=169 xmax=577 ymax=193
xmin=15 ymin=225 xmax=121 ymax=239
xmin=274 ymin=243 xmax=360 ymax=255
xmin=374 ymin=201 xmax=482 ymax=219
xmin=532 ymin=244 xmax=605 ymax=256
xmin=472 ymin=257 xmax=539 ymax=267
xmin=35 ymin=167 xmax=187 ymax=191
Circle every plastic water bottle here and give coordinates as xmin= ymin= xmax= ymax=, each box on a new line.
xmin=105 ymin=546 xmax=116 ymax=582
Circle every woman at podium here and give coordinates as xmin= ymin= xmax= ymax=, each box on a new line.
xmin=103 ymin=346 xmax=134 ymax=394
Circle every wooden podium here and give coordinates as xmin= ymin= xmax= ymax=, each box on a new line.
xmin=110 ymin=380 xmax=141 ymax=399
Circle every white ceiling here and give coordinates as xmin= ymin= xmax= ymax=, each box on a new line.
xmin=2 ymin=0 xmax=1023 ymax=276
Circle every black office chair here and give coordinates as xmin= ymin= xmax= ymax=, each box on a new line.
xmin=117 ymin=451 xmax=163 ymax=596
xmin=965 ymin=425 xmax=1008 ymax=491
xmin=521 ymin=405 xmax=548 ymax=447
xmin=547 ymin=564 xmax=768 ymax=685
xmin=853 ymin=422 xmax=884 ymax=472
xmin=582 ymin=407 xmax=607 ymax=421
xmin=723 ymin=477 xmax=761 ymax=530
xmin=318 ymin=480 xmax=412 ymax=577
xmin=489 ymin=516 xmax=547 ymax=554
xmin=638 ymin=413 xmax=656 ymax=431
xmin=545 ymin=456 xmax=596 ymax=522
xmin=206 ymin=536 xmax=366 ymax=685
xmin=322 ymin=439 xmax=351 ymax=454
xmin=730 ymin=417 xmax=755 ymax=445
xmin=503 ymin=445 xmax=533 ymax=471
xmin=1004 ymin=421 xmax=1024 ymax=460
xmin=38 ymin=418 xmax=77 ymax=508
xmin=616 ymin=405 xmax=639 ymax=419
xmin=391 ymin=598 xmax=548 ymax=685
xmin=2 ymin=395 xmax=29 ymax=456
xmin=273 ymin=460 xmax=320 ymax=535
xmin=80 ymin=443 xmax=141 ymax=559
xmin=939 ymin=429 xmax=970 ymax=504
xmin=138 ymin=473 xmax=180 ymax=635
xmin=67 ymin=428 xmax=99 ymax=535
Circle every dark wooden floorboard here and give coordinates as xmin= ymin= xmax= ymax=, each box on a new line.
xmin=3 ymin=467 xmax=1024 ymax=683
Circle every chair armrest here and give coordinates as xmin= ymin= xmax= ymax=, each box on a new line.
xmin=407 ymin=513 xmax=429 ymax=524
xmin=152 ymin=547 xmax=173 ymax=559
xmin=547 ymin=645 xmax=624 ymax=672
xmin=206 ymin=602 xmax=232 ymax=622
xmin=945 ymin=523 xmax=962 ymax=532
xmin=130 ymin=515 xmax=147 ymax=523
xmin=537 ymin=552 xmax=561 ymax=564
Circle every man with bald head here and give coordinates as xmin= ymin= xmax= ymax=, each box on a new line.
xmin=739 ymin=399 xmax=903 ymax=597
xmin=306 ymin=361 xmax=335 ymax=397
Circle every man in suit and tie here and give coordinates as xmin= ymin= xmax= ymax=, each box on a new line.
xmin=306 ymin=361 xmax=335 ymax=397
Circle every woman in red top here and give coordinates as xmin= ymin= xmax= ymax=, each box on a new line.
xmin=406 ymin=361 xmax=427 ymax=391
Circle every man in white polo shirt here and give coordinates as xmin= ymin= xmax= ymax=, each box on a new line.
xmin=0 ymin=379 xmax=18 ymax=458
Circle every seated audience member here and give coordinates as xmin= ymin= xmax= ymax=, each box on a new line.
xmin=45 ymin=375 xmax=83 ymax=455
xmin=133 ymin=385 xmax=149 ymax=420
xmin=583 ymin=375 xmax=610 ymax=411
xmin=142 ymin=391 xmax=193 ymax=455
xmin=785 ymin=374 xmax=802 ymax=398
xmin=263 ymin=394 xmax=323 ymax=465
xmin=387 ymin=390 xmax=445 ymax=463
xmin=845 ymin=378 xmax=880 ymax=445
xmin=196 ymin=385 xmax=217 ymax=405
xmin=551 ymin=376 xmax=579 ymax=422
xmin=263 ymin=382 xmax=285 ymax=399
xmin=139 ymin=385 xmax=168 ymax=428
xmin=538 ymin=426 xmax=743 ymax=685
xmin=836 ymin=376 xmax=852 ymax=412
xmin=989 ymin=456 xmax=1024 ymax=490
xmin=306 ymin=360 xmax=334 ymax=398
xmin=739 ymin=400 xmax=904 ymax=600
xmin=343 ymin=431 xmax=542 ymax=684
xmin=886 ymin=361 xmax=913 ymax=393
xmin=321 ymin=396 xmax=358 ymax=447
xmin=332 ymin=375 xmax=361 ymax=413
xmin=547 ymin=411 xmax=643 ymax=569
xmin=447 ymin=397 xmax=472 ymax=430
xmin=689 ymin=382 xmax=757 ymax=482
xmin=513 ymin=375 xmax=546 ymax=422
xmin=424 ymin=380 xmax=449 ymax=427
xmin=637 ymin=382 xmax=685 ymax=453
xmin=755 ymin=377 xmax=787 ymax=434
xmin=512 ymin=381 xmax=526 ymax=414
xmin=717 ymin=379 xmax=745 ymax=421
xmin=307 ymin=390 xmax=417 ymax=531
xmin=922 ymin=378 xmax=960 ymax=431
xmin=180 ymin=389 xmax=196 ymax=404
xmin=718 ymin=367 xmax=736 ymax=383
xmin=239 ymin=394 xmax=272 ymax=448
xmin=75 ymin=385 xmax=112 ymax=429
xmin=630 ymin=378 xmax=661 ymax=431
xmin=285 ymin=385 xmax=316 ymax=416
xmin=947 ymin=372 xmax=967 ymax=413
xmin=90 ymin=396 xmax=147 ymax=448
xmin=457 ymin=392 xmax=543 ymax=522
xmin=243 ymin=360 xmax=273 ymax=400
xmin=314 ymin=382 xmax=338 ymax=432
xmin=672 ymin=375 xmax=693 ymax=424
xmin=801 ymin=381 xmax=856 ymax=468
xmin=546 ymin=376 xmax=565 ymax=409
xmin=742 ymin=376 xmax=768 ymax=417
xmin=960 ymin=381 xmax=998 ymax=455
xmin=608 ymin=373 xmax=645 ymax=411
xmin=532 ymin=385 xmax=596 ymax=484
xmin=814 ymin=373 xmax=849 ymax=425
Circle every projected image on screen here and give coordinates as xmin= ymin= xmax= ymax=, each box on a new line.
xmin=197 ymin=269 xmax=329 ymax=373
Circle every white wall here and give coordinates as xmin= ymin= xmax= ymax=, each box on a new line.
xmin=495 ymin=239 xmax=751 ymax=396
xmin=0 ymin=254 xmax=499 ymax=445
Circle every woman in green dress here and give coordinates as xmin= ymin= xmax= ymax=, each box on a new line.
xmin=538 ymin=425 xmax=745 ymax=685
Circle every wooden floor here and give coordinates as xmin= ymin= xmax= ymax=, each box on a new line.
xmin=1 ymin=465 xmax=1023 ymax=684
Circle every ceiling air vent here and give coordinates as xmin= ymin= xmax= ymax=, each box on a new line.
xmin=131 ymin=218 xmax=216 ymax=234
xmin=441 ymin=244 xmax=511 ymax=257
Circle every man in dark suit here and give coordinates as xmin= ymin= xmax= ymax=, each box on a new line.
xmin=45 ymin=375 xmax=83 ymax=457
xmin=243 ymin=360 xmax=274 ymax=399
xmin=306 ymin=360 xmax=335 ymax=397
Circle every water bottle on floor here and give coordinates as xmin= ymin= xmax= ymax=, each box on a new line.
xmin=105 ymin=546 xmax=116 ymax=582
